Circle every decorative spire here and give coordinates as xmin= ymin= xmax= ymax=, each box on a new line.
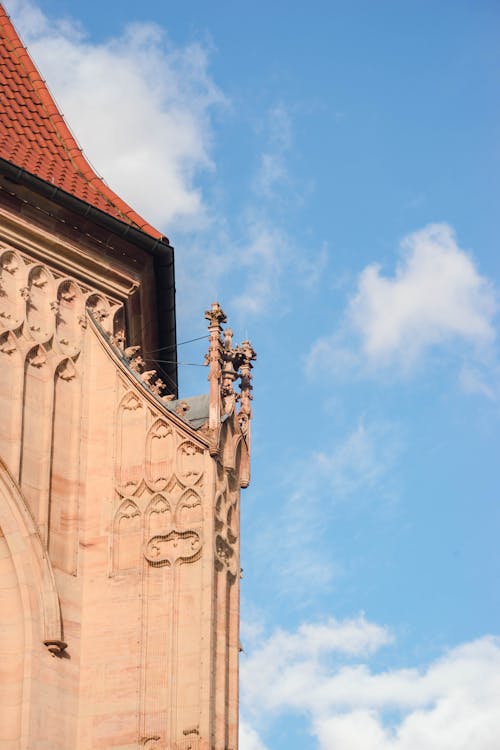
xmin=205 ymin=302 xmax=226 ymax=430
xmin=204 ymin=302 xmax=256 ymax=443
xmin=237 ymin=340 xmax=256 ymax=435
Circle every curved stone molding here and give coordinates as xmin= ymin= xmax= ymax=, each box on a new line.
xmin=48 ymin=358 xmax=80 ymax=574
xmin=113 ymin=499 xmax=142 ymax=572
xmin=0 ymin=330 xmax=23 ymax=476
xmin=176 ymin=489 xmax=203 ymax=528
xmin=86 ymin=293 xmax=111 ymax=333
xmin=115 ymin=392 xmax=146 ymax=495
xmin=176 ymin=440 xmax=203 ymax=485
xmin=144 ymin=530 xmax=202 ymax=567
xmin=0 ymin=457 xmax=65 ymax=649
xmin=145 ymin=419 xmax=174 ymax=491
xmin=0 ymin=249 xmax=25 ymax=330
xmin=26 ymin=265 xmax=54 ymax=344
xmin=20 ymin=344 xmax=52 ymax=540
xmin=145 ymin=495 xmax=172 ymax=536
xmin=143 ymin=490 xmax=203 ymax=568
xmin=55 ymin=279 xmax=84 ymax=356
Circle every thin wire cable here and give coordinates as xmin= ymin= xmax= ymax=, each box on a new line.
xmin=143 ymin=334 xmax=209 ymax=356
xmin=154 ymin=359 xmax=207 ymax=367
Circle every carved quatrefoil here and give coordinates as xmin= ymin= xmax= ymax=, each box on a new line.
xmin=144 ymin=530 xmax=202 ymax=567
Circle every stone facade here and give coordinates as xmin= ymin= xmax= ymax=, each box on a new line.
xmin=0 ymin=202 xmax=255 ymax=749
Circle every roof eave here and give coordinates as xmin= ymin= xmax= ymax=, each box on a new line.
xmin=0 ymin=156 xmax=178 ymax=396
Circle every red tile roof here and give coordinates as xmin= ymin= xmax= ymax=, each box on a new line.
xmin=0 ymin=5 xmax=163 ymax=240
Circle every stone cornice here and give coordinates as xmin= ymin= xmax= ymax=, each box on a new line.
xmin=0 ymin=206 xmax=139 ymax=302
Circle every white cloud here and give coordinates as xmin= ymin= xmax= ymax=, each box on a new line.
xmin=240 ymin=616 xmax=500 ymax=750
xmin=254 ymin=104 xmax=292 ymax=199
xmin=7 ymin=1 xmax=325 ymax=324
xmin=231 ymin=220 xmax=288 ymax=315
xmin=240 ymin=721 xmax=270 ymax=750
xmin=458 ymin=364 xmax=498 ymax=401
xmin=313 ymin=420 xmax=401 ymax=498
xmin=6 ymin=0 xmax=224 ymax=232
xmin=254 ymin=420 xmax=401 ymax=602
xmin=308 ymin=223 xmax=497 ymax=379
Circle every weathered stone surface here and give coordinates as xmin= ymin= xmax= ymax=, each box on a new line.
xmin=0 ymin=211 xmax=254 ymax=749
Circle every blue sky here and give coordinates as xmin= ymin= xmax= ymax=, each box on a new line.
xmin=7 ymin=1 xmax=500 ymax=747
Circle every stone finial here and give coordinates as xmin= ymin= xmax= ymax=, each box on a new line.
xmin=205 ymin=302 xmax=226 ymax=431
xmin=204 ymin=301 xmax=227 ymax=329
xmin=110 ymin=329 xmax=125 ymax=350
xmin=223 ymin=326 xmax=233 ymax=350
xmin=238 ymin=340 xmax=256 ymax=434
xmin=150 ymin=377 xmax=166 ymax=396
xmin=141 ymin=369 xmax=157 ymax=385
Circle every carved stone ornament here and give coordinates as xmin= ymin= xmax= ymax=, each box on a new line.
xmin=203 ymin=300 xmax=256 ymax=436
xmin=2 ymin=256 xmax=18 ymax=274
xmin=57 ymin=359 xmax=77 ymax=381
xmin=0 ymin=332 xmax=16 ymax=355
xmin=122 ymin=394 xmax=142 ymax=411
xmin=215 ymin=534 xmax=238 ymax=577
xmin=29 ymin=346 xmax=47 ymax=368
xmin=44 ymin=639 xmax=68 ymax=657
xmin=177 ymin=440 xmax=203 ymax=483
xmin=144 ymin=530 xmax=202 ymax=567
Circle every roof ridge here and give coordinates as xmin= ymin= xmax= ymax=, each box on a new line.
xmin=0 ymin=4 xmax=164 ymax=240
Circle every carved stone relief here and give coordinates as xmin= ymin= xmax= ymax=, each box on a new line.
xmin=214 ymin=487 xmax=239 ymax=579
xmin=115 ymin=392 xmax=146 ymax=494
xmin=113 ymin=499 xmax=142 ymax=572
xmin=48 ymin=358 xmax=80 ymax=574
xmin=177 ymin=440 xmax=203 ymax=485
xmin=0 ymin=250 xmax=24 ymax=329
xmin=86 ymin=293 xmax=111 ymax=333
xmin=0 ymin=248 xmax=124 ymax=363
xmin=55 ymin=280 xmax=84 ymax=356
xmin=145 ymin=420 xmax=174 ymax=491
xmin=26 ymin=265 xmax=54 ymax=343
xmin=146 ymin=495 xmax=172 ymax=536
xmin=20 ymin=344 xmax=52 ymax=539
xmin=144 ymin=530 xmax=202 ymax=567
xmin=144 ymin=489 xmax=203 ymax=568
xmin=0 ymin=331 xmax=22 ymax=475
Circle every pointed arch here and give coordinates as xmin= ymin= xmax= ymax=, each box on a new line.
xmin=20 ymin=345 xmax=53 ymax=540
xmin=112 ymin=499 xmax=142 ymax=572
xmin=0 ymin=331 xmax=23 ymax=475
xmin=176 ymin=489 xmax=203 ymax=529
xmin=26 ymin=264 xmax=55 ymax=344
xmin=0 ymin=459 xmax=65 ymax=746
xmin=115 ymin=391 xmax=146 ymax=494
xmin=145 ymin=418 xmax=174 ymax=491
xmin=0 ymin=249 xmax=25 ymax=330
xmin=86 ymin=293 xmax=111 ymax=333
xmin=145 ymin=494 xmax=172 ymax=537
xmin=55 ymin=279 xmax=84 ymax=356
xmin=48 ymin=358 xmax=80 ymax=574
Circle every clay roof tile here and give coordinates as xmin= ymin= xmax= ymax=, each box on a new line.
xmin=0 ymin=5 xmax=164 ymax=240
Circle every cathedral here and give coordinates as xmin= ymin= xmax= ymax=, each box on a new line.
xmin=0 ymin=5 xmax=255 ymax=749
